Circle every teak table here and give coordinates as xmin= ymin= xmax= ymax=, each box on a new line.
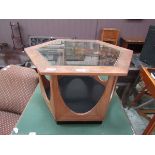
xmin=25 ymin=39 xmax=133 ymax=123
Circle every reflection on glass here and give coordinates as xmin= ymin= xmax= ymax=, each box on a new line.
xmin=37 ymin=40 xmax=120 ymax=66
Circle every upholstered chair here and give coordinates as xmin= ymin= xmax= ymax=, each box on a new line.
xmin=0 ymin=65 xmax=38 ymax=134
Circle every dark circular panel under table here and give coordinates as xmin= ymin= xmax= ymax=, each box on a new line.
xmin=58 ymin=76 xmax=105 ymax=113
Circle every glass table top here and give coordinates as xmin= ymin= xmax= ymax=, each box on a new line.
xmin=38 ymin=40 xmax=120 ymax=66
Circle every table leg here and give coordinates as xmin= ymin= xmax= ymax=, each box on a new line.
xmin=143 ymin=114 xmax=155 ymax=135
xmin=39 ymin=74 xmax=118 ymax=122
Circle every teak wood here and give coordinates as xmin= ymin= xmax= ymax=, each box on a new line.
xmin=25 ymin=39 xmax=132 ymax=122
xmin=143 ymin=114 xmax=155 ymax=135
xmin=25 ymin=39 xmax=132 ymax=76
xmin=100 ymin=28 xmax=120 ymax=45
xmin=141 ymin=67 xmax=155 ymax=134
xmin=39 ymin=74 xmax=118 ymax=122
xmin=130 ymin=66 xmax=155 ymax=134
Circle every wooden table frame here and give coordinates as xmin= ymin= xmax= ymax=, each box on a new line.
xmin=25 ymin=39 xmax=133 ymax=122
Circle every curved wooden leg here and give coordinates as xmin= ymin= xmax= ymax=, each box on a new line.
xmin=97 ymin=76 xmax=118 ymax=119
xmin=39 ymin=74 xmax=118 ymax=122
xmin=38 ymin=74 xmax=55 ymax=118
xmin=143 ymin=114 xmax=155 ymax=135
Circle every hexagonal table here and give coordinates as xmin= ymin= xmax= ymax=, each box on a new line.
xmin=25 ymin=39 xmax=133 ymax=123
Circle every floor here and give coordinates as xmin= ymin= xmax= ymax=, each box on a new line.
xmin=124 ymin=108 xmax=149 ymax=134
xmin=122 ymin=92 xmax=155 ymax=135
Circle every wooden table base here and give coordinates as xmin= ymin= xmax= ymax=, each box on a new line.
xmin=38 ymin=74 xmax=118 ymax=122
